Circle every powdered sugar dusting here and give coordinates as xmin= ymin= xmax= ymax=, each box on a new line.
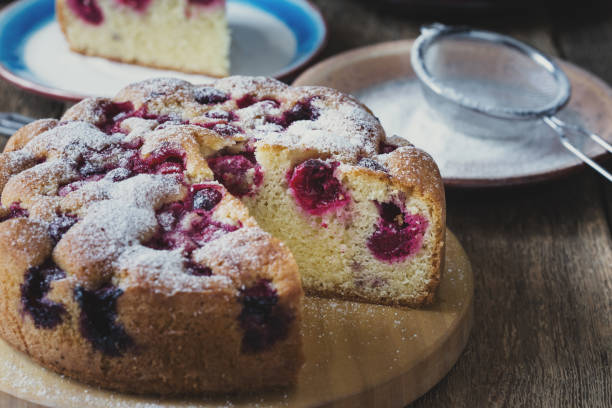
xmin=215 ymin=75 xmax=287 ymax=99
xmin=119 ymin=117 xmax=158 ymax=139
xmin=260 ymin=97 xmax=381 ymax=161
xmin=119 ymin=77 xmax=192 ymax=100
xmin=61 ymin=200 xmax=158 ymax=267
xmin=355 ymin=78 xmax=605 ymax=179
xmin=2 ymin=150 xmax=36 ymax=170
xmin=193 ymin=227 xmax=278 ymax=283
xmin=115 ymin=245 xmax=233 ymax=294
xmin=108 ymin=174 xmax=183 ymax=209
xmin=26 ymin=121 xmax=122 ymax=161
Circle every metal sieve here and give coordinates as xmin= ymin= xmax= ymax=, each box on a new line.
xmin=411 ymin=23 xmax=612 ymax=182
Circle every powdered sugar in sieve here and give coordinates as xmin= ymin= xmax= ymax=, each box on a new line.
xmin=355 ymin=78 xmax=606 ymax=182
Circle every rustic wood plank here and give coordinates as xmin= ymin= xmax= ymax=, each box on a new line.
xmin=411 ymin=172 xmax=612 ymax=407
xmin=308 ymin=0 xmax=558 ymax=60
xmin=0 ymin=81 xmax=66 ymax=150
xmin=604 ymin=182 xmax=612 ymax=233
xmin=0 ymin=82 xmax=64 ymax=119
xmin=553 ymin=4 xmax=612 ymax=235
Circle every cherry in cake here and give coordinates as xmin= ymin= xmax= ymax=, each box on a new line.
xmin=194 ymin=86 xmax=230 ymax=105
xmin=0 ymin=76 xmax=444 ymax=395
xmin=0 ymin=202 xmax=29 ymax=222
xmin=367 ymin=201 xmax=429 ymax=263
xmin=116 ymin=0 xmax=151 ymax=12
xmin=239 ymin=279 xmax=293 ymax=353
xmin=287 ymin=159 xmax=349 ymax=215
xmin=48 ymin=213 xmax=79 ymax=243
xmin=75 ymin=284 xmax=133 ymax=356
xmin=267 ymin=98 xmax=319 ymax=128
xmin=144 ymin=184 xmax=239 ymax=254
xmin=21 ymin=260 xmax=67 ymax=329
xmin=66 ymin=0 xmax=104 ymax=25
xmin=207 ymin=155 xmax=263 ymax=197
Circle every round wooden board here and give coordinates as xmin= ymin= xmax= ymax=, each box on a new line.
xmin=0 ymin=231 xmax=473 ymax=408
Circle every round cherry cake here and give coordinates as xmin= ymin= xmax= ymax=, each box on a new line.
xmin=0 ymin=76 xmax=445 ymax=394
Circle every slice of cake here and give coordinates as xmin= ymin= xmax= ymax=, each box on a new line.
xmin=56 ymin=0 xmax=230 ymax=77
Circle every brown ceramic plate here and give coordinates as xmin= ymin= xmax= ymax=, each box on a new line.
xmin=293 ymin=40 xmax=612 ymax=188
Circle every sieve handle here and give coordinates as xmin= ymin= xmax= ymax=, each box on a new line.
xmin=543 ymin=116 xmax=612 ymax=182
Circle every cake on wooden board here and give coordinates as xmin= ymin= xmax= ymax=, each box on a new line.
xmin=0 ymin=76 xmax=445 ymax=394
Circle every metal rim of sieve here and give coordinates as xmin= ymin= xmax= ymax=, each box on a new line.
xmin=410 ymin=23 xmax=572 ymax=121
xmin=410 ymin=23 xmax=612 ymax=182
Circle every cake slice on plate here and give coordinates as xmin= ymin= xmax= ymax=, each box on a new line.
xmin=56 ymin=0 xmax=230 ymax=76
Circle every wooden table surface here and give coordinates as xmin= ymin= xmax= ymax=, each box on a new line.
xmin=0 ymin=1 xmax=610 ymax=407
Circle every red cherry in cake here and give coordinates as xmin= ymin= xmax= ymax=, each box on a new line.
xmin=194 ymin=87 xmax=229 ymax=105
xmin=21 ymin=259 xmax=67 ymax=329
xmin=184 ymin=260 xmax=213 ymax=276
xmin=207 ymin=155 xmax=263 ymax=197
xmin=192 ymin=185 xmax=223 ymax=211
xmin=0 ymin=202 xmax=29 ymax=222
xmin=379 ymin=141 xmax=400 ymax=154
xmin=188 ymin=214 xmax=240 ymax=247
xmin=239 ymin=279 xmax=293 ymax=353
xmin=116 ymin=0 xmax=151 ymax=12
xmin=75 ymin=285 xmax=133 ymax=356
xmin=287 ymin=159 xmax=350 ymax=216
xmin=205 ymin=109 xmax=237 ymax=121
xmin=236 ymin=95 xmax=280 ymax=109
xmin=67 ymin=0 xmax=104 ymax=25
xmin=144 ymin=184 xmax=237 ymax=255
xmin=188 ymin=0 xmax=220 ymax=5
xmin=130 ymin=146 xmax=186 ymax=175
xmin=236 ymin=94 xmax=258 ymax=109
xmin=48 ymin=213 xmax=79 ymax=244
xmin=98 ymin=103 xmax=179 ymax=134
xmin=145 ymin=207 xmax=237 ymax=253
xmin=98 ymin=101 xmax=134 ymax=133
xmin=357 ymin=157 xmax=387 ymax=173
xmin=197 ymin=122 xmax=242 ymax=137
xmin=77 ymin=146 xmax=123 ymax=177
xmin=367 ymin=201 xmax=428 ymax=263
xmin=269 ymin=98 xmax=319 ymax=128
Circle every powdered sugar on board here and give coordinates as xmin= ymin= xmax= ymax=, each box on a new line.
xmin=355 ymin=78 xmax=609 ymax=181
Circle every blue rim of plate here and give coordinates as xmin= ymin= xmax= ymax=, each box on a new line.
xmin=0 ymin=0 xmax=327 ymax=101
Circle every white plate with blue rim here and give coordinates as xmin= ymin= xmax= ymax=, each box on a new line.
xmin=0 ymin=0 xmax=327 ymax=101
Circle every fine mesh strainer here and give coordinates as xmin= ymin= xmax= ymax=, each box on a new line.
xmin=411 ymin=23 xmax=612 ymax=182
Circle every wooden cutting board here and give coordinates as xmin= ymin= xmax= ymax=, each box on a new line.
xmin=0 ymin=230 xmax=473 ymax=408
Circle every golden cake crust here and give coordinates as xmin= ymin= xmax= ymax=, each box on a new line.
xmin=384 ymin=146 xmax=446 ymax=304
